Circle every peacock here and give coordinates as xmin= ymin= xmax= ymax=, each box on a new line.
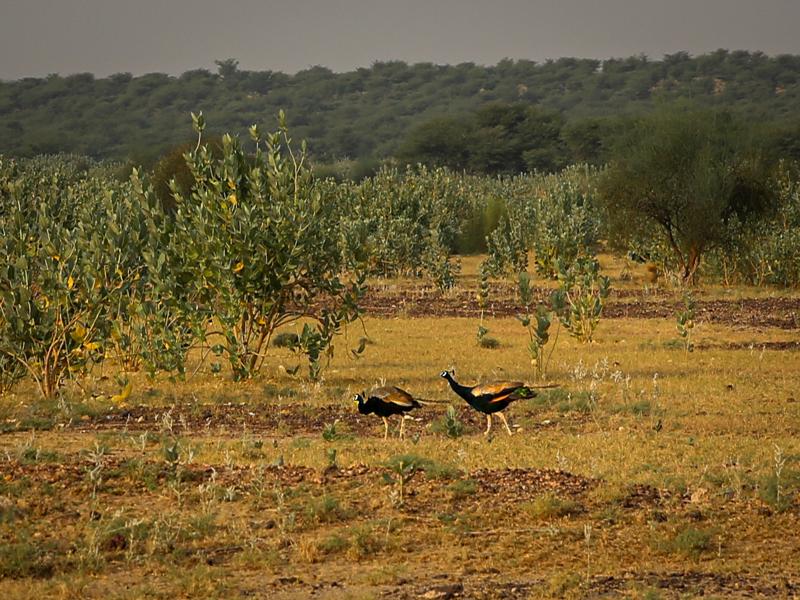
xmin=440 ymin=369 xmax=536 ymax=435
xmin=354 ymin=386 xmax=422 ymax=439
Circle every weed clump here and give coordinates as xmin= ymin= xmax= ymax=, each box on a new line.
xmin=523 ymin=494 xmax=581 ymax=520
xmin=317 ymin=534 xmax=349 ymax=556
xmin=432 ymin=405 xmax=465 ymax=438
xmin=307 ymin=494 xmax=349 ymax=523
xmin=656 ymin=526 xmax=715 ymax=559
xmin=478 ymin=336 xmax=501 ymax=349
xmin=272 ymin=332 xmax=300 ymax=349
xmin=448 ymin=479 xmax=478 ymax=499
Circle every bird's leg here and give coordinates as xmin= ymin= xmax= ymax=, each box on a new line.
xmin=383 ymin=417 xmax=389 ymax=440
xmin=399 ymin=416 xmax=406 ymax=439
xmin=498 ymin=412 xmax=513 ymax=435
xmin=484 ymin=414 xmax=492 ymax=435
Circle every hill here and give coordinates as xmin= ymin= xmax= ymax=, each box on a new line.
xmin=1 ymin=50 xmax=799 ymax=165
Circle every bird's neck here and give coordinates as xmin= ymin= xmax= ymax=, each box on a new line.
xmin=445 ymin=374 xmax=472 ymax=401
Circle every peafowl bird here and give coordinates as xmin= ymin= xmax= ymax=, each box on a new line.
xmin=354 ymin=386 xmax=422 ymax=439
xmin=440 ymin=369 xmax=536 ymax=435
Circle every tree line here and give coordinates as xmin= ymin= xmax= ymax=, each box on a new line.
xmin=1 ymin=51 xmax=800 ymax=170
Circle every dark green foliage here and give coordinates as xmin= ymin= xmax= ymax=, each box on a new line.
xmin=599 ymin=107 xmax=777 ymax=283
xmin=455 ymin=195 xmax=507 ymax=255
xmin=3 ymin=52 xmax=800 ymax=165
xmin=478 ymin=336 xmax=501 ymax=349
xmin=400 ymin=103 xmax=569 ymax=175
xmin=705 ymin=165 xmax=800 ymax=286
xmin=150 ymin=137 xmax=223 ymax=213
xmin=272 ymin=332 xmax=300 ymax=348
xmin=397 ymin=117 xmax=474 ymax=171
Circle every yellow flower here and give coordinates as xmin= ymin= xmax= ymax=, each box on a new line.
xmin=71 ymin=322 xmax=87 ymax=343
xmin=232 ymin=261 xmax=244 ymax=273
xmin=67 ymin=275 xmax=75 ymax=290
xmin=111 ymin=381 xmax=133 ymax=404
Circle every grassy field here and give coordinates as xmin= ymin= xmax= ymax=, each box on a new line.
xmin=1 ymin=257 xmax=799 ymax=599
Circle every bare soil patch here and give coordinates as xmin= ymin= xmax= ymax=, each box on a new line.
xmin=360 ymin=288 xmax=800 ymax=329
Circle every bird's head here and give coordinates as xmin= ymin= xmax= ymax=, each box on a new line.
xmin=353 ymin=393 xmax=364 ymax=404
xmin=440 ymin=369 xmax=454 ymax=380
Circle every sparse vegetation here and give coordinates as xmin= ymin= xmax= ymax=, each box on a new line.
xmin=432 ymin=405 xmax=466 ymax=439
xmin=2 ymin=96 xmax=800 ymax=598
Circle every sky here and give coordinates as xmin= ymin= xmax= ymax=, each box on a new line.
xmin=1 ymin=0 xmax=799 ymax=80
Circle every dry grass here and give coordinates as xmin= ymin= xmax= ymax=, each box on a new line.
xmin=1 ymin=255 xmax=800 ymax=598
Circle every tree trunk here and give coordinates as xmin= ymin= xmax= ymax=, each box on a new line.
xmin=682 ymin=245 xmax=702 ymax=285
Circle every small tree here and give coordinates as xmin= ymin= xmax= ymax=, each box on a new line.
xmin=0 ymin=157 xmax=142 ymax=398
xmin=169 ymin=113 xmax=366 ymax=380
xmin=550 ymin=257 xmax=610 ymax=344
xmin=599 ymin=108 xmax=776 ymax=284
xmin=516 ymin=272 xmax=553 ymax=380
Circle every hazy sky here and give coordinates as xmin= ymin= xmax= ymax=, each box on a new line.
xmin=1 ymin=0 xmax=799 ymax=79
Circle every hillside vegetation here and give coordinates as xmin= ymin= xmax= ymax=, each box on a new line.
xmin=1 ymin=51 xmax=800 ymax=165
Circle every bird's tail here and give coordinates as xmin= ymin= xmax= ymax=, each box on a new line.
xmin=512 ymin=382 xmax=561 ymax=399
xmin=414 ymin=398 xmax=451 ymax=406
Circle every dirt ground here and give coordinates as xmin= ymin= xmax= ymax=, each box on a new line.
xmin=1 ymin=276 xmax=800 ymax=599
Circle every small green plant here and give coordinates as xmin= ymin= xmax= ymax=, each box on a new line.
xmin=85 ymin=440 xmax=108 ymax=500
xmin=349 ymin=524 xmax=383 ymax=559
xmin=658 ymin=526 xmax=715 ymax=559
xmin=326 ymin=448 xmax=338 ymax=469
xmin=274 ymin=485 xmax=296 ymax=542
xmin=317 ymin=534 xmax=349 ymax=556
xmin=432 ymin=405 xmax=465 ymax=439
xmin=322 ymin=420 xmax=339 ymax=442
xmin=475 ymin=262 xmax=500 ymax=348
xmin=517 ymin=271 xmax=555 ymax=380
xmin=307 ymin=494 xmax=347 ymax=523
xmin=383 ymin=454 xmax=458 ymax=506
xmin=550 ymin=257 xmax=611 ymax=343
xmin=759 ymin=444 xmax=798 ymax=512
xmin=523 ymin=493 xmax=581 ymax=520
xmin=546 ymin=572 xmax=583 ymax=598
xmin=0 ymin=535 xmax=56 ymax=579
xmin=448 ymin=479 xmax=477 ymax=500
xmin=384 ymin=457 xmax=419 ymax=507
xmin=676 ymin=290 xmax=696 ymax=355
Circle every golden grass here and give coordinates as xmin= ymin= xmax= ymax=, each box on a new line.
xmin=1 ymin=258 xmax=800 ymax=598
